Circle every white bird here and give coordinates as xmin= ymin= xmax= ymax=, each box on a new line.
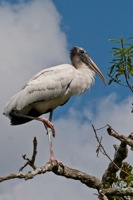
xmin=3 ymin=47 xmax=106 ymax=161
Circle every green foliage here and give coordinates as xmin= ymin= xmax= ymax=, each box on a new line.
xmin=106 ymin=36 xmax=133 ymax=199
xmin=108 ymin=36 xmax=133 ymax=92
xmin=111 ymin=162 xmax=133 ymax=200
xmin=119 ymin=162 xmax=133 ymax=187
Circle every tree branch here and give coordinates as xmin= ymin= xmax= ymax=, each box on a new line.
xmin=102 ymin=187 xmax=133 ymax=197
xmin=101 ymin=126 xmax=128 ymax=187
xmin=19 ymin=137 xmax=37 ymax=171
xmin=107 ymin=126 xmax=133 ymax=148
xmin=1 ymin=130 xmax=133 ymax=199
xmin=0 ymin=160 xmax=101 ymax=189
xmin=97 ymin=191 xmax=109 ymax=200
xmin=102 ymin=140 xmax=128 ymax=187
xmin=92 ymin=124 xmax=123 ymax=170
xmin=92 ymin=125 xmax=128 ymax=187
xmin=0 ymin=137 xmax=101 ymax=190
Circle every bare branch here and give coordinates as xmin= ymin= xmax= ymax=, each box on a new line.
xmin=107 ymin=126 xmax=133 ymax=148
xmin=1 ymin=130 xmax=132 ymax=199
xmin=31 ymin=137 xmax=37 ymax=164
xmin=102 ymin=187 xmax=133 ymax=197
xmin=19 ymin=137 xmax=37 ymax=171
xmin=98 ymin=192 xmax=109 ymax=200
xmin=0 ymin=136 xmax=101 ymax=189
xmin=0 ymin=160 xmax=101 ymax=189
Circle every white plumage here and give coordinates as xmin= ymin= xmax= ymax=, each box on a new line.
xmin=3 ymin=46 xmax=106 ymax=161
xmin=4 ymin=47 xmax=106 ymax=125
xmin=4 ymin=63 xmax=95 ymax=121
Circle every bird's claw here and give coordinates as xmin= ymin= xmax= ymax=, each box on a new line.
xmin=49 ymin=158 xmax=65 ymax=170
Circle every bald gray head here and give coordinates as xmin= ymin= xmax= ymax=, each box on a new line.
xmin=70 ymin=47 xmax=106 ymax=85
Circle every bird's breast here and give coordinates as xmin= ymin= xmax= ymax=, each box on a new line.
xmin=68 ymin=67 xmax=95 ymax=95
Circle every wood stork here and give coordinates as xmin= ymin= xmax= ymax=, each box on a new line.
xmin=3 ymin=47 xmax=106 ymax=161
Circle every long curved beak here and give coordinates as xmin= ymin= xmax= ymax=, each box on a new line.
xmin=85 ymin=56 xmax=106 ymax=85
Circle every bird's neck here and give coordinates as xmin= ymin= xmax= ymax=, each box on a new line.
xmin=72 ymin=56 xmax=86 ymax=69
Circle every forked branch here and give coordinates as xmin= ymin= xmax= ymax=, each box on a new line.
xmin=0 ymin=137 xmax=101 ymax=190
xmin=19 ymin=137 xmax=37 ymax=171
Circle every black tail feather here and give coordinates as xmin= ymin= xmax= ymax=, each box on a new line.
xmin=10 ymin=109 xmax=41 ymax=125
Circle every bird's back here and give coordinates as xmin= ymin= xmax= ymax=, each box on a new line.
xmin=3 ymin=64 xmax=76 ymax=125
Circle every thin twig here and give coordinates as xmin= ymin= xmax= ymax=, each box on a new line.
xmin=19 ymin=137 xmax=37 ymax=171
xmin=124 ymin=67 xmax=133 ymax=92
xmin=31 ymin=137 xmax=37 ymax=164
xmin=95 ymin=125 xmax=109 ymax=131
xmin=92 ymin=124 xmax=122 ymax=171
xmin=92 ymin=124 xmax=128 ymax=188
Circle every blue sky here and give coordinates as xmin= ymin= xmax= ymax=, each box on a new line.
xmin=57 ymin=0 xmax=133 ymax=100
xmin=54 ymin=0 xmax=133 ymax=117
xmin=0 ymin=0 xmax=133 ymax=200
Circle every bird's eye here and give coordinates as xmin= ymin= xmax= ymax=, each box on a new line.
xmin=80 ymin=50 xmax=84 ymax=54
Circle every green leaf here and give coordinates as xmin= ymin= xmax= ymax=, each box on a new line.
xmin=109 ymin=38 xmax=121 ymax=43
xmin=108 ymin=79 xmax=113 ymax=85
xmin=108 ymin=36 xmax=133 ymax=92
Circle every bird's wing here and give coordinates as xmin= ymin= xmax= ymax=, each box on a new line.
xmin=22 ymin=64 xmax=72 ymax=88
xmin=5 ymin=64 xmax=75 ymax=113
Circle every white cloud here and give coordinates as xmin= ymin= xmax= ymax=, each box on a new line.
xmin=0 ymin=0 xmax=133 ymax=200
xmin=0 ymin=0 xmax=68 ymax=100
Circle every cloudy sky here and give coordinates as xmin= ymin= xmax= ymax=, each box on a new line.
xmin=0 ymin=0 xmax=133 ymax=199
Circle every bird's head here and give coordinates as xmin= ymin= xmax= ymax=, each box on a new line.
xmin=70 ymin=47 xmax=106 ymax=85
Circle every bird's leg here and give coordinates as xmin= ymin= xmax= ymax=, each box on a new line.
xmin=12 ymin=112 xmax=55 ymax=136
xmin=47 ymin=110 xmax=55 ymax=162
xmin=47 ymin=127 xmax=55 ymax=161
xmin=13 ymin=111 xmax=55 ymax=161
xmin=33 ymin=110 xmax=55 ymax=161
xmin=36 ymin=116 xmax=55 ymax=137
xmin=47 ymin=112 xmax=64 ymax=166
